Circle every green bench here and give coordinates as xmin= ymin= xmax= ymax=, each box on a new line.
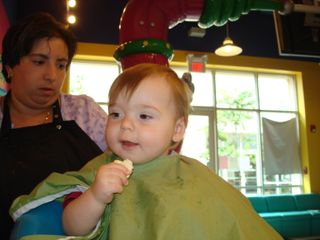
xmin=248 ymin=194 xmax=320 ymax=239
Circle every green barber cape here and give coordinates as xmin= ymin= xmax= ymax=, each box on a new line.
xmin=10 ymin=151 xmax=283 ymax=240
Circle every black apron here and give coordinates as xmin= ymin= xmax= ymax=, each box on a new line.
xmin=0 ymin=93 xmax=103 ymax=239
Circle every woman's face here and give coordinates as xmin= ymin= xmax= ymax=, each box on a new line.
xmin=6 ymin=37 xmax=69 ymax=109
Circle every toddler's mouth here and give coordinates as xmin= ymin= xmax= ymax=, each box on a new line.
xmin=120 ymin=140 xmax=138 ymax=148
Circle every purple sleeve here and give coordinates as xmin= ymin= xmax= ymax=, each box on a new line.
xmin=60 ymin=94 xmax=108 ymax=151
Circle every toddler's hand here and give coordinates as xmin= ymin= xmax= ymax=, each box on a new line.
xmin=91 ymin=160 xmax=133 ymax=205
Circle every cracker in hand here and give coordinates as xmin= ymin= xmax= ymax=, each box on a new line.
xmin=114 ymin=159 xmax=133 ymax=178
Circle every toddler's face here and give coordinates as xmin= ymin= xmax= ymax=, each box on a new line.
xmin=106 ymin=76 xmax=185 ymax=164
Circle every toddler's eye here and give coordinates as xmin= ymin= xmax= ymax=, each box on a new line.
xmin=140 ymin=114 xmax=152 ymax=120
xmin=109 ymin=112 xmax=121 ymax=119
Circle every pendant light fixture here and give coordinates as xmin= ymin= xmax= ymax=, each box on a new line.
xmin=215 ymin=23 xmax=242 ymax=57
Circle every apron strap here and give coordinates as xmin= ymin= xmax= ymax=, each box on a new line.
xmin=52 ymin=99 xmax=63 ymax=123
xmin=0 ymin=92 xmax=12 ymax=137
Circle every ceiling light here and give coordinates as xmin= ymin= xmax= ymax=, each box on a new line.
xmin=215 ymin=23 xmax=242 ymax=57
xmin=67 ymin=14 xmax=77 ymax=24
xmin=68 ymin=0 xmax=77 ymax=8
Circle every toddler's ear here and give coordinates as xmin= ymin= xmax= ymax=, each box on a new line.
xmin=172 ymin=117 xmax=186 ymax=143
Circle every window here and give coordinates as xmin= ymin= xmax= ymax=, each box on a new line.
xmin=69 ymin=60 xmax=121 ymax=111
xmin=176 ymin=68 xmax=302 ymax=195
xmin=69 ymin=61 xmax=302 ymax=195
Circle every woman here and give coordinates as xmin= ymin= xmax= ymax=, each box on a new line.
xmin=0 ymin=12 xmax=107 ymax=238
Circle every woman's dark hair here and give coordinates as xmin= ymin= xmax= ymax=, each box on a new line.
xmin=1 ymin=12 xmax=77 ymax=83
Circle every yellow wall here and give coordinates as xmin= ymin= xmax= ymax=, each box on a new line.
xmin=75 ymin=42 xmax=320 ymax=193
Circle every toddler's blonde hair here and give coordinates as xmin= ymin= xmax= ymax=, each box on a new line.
xmin=108 ymin=63 xmax=192 ymax=121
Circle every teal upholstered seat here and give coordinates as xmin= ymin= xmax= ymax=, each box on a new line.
xmin=248 ymin=196 xmax=268 ymax=213
xmin=266 ymin=195 xmax=297 ymax=212
xmin=247 ymin=194 xmax=320 ymax=239
xmin=295 ymin=194 xmax=320 ymax=211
